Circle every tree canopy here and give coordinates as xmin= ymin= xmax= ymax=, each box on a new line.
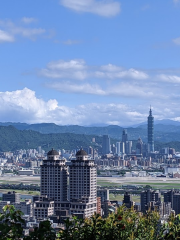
xmin=1 ymin=205 xmax=180 ymax=239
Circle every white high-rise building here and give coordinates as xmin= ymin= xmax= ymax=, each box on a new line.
xmin=69 ymin=149 xmax=97 ymax=218
xmin=120 ymin=142 xmax=125 ymax=154
xmin=126 ymin=141 xmax=132 ymax=154
xmin=40 ymin=149 xmax=69 ymax=210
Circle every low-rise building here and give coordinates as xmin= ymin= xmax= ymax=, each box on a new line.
xmin=2 ymin=191 xmax=20 ymax=203
xmin=33 ymin=196 xmax=54 ymax=219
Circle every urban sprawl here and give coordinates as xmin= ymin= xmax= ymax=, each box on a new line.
xmin=0 ymin=108 xmax=180 ymax=235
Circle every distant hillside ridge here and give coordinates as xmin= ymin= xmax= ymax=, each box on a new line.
xmin=0 ymin=125 xmax=179 ymax=151
xmin=0 ymin=125 xmax=102 ymax=151
xmin=0 ymin=122 xmax=180 ymax=142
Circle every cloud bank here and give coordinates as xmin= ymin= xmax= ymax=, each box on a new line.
xmin=39 ymin=59 xmax=180 ymax=101
xmin=40 ymin=59 xmax=148 ymax=81
xmin=0 ymin=88 xmax=180 ymax=126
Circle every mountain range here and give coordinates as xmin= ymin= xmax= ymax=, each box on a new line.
xmin=0 ymin=120 xmax=180 ymax=143
xmin=0 ymin=124 xmax=180 ymax=152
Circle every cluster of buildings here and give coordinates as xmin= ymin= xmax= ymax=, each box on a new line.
xmin=0 ymin=148 xmax=99 ymax=233
xmin=97 ymin=108 xmax=180 ymax=177
xmin=0 ymin=108 xmax=179 ymax=180
xmin=101 ymin=107 xmax=155 ymax=156
xmin=0 ymin=107 xmax=180 ymax=233
xmin=2 ymin=149 xmax=98 ymax=215
xmin=121 ymin=189 xmax=180 ymax=219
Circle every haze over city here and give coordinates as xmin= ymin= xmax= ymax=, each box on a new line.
xmin=1 ymin=0 xmax=180 ymax=126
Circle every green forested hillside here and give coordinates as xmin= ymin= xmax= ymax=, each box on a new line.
xmin=1 ymin=122 xmax=180 ymax=143
xmin=0 ymin=126 xmax=103 ymax=151
xmin=0 ymin=125 xmax=180 ymax=152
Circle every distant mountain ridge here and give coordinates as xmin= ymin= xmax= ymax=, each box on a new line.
xmin=0 ymin=125 xmax=103 ymax=152
xmin=0 ymin=125 xmax=179 ymax=152
xmin=129 ymin=119 xmax=180 ymax=128
xmin=0 ymin=121 xmax=180 ymax=142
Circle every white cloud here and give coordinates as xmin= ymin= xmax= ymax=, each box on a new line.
xmin=158 ymin=74 xmax=180 ymax=83
xmin=100 ymin=64 xmax=122 ymax=72
xmin=21 ymin=17 xmax=37 ymax=24
xmin=0 ymin=30 xmax=14 ymax=42
xmin=95 ymin=68 xmax=148 ymax=80
xmin=1 ymin=88 xmax=180 ymax=126
xmin=173 ymin=37 xmax=180 ymax=45
xmin=0 ymin=19 xmax=46 ymax=42
xmin=59 ymin=0 xmax=120 ymax=17
xmin=40 ymin=59 xmax=148 ymax=81
xmin=0 ymin=88 xmax=145 ymax=125
xmin=0 ymin=88 xmax=70 ymax=123
xmin=48 ymin=81 xmax=156 ymax=98
xmin=48 ymin=82 xmax=106 ymax=95
xmin=12 ymin=27 xmax=45 ymax=40
xmin=47 ymin=59 xmax=86 ymax=70
xmin=37 ymin=59 xmax=180 ymax=106
xmin=41 ymin=59 xmax=87 ymax=80
xmin=107 ymin=83 xmax=154 ymax=98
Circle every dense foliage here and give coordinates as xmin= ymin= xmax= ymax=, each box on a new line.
xmin=2 ymin=205 xmax=180 ymax=239
xmin=0 ymin=205 xmax=56 ymax=240
xmin=0 ymin=126 xmax=103 ymax=151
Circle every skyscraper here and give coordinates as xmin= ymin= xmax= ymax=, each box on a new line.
xmin=126 ymin=141 xmax=132 ymax=154
xmin=122 ymin=129 xmax=128 ymax=143
xmin=40 ymin=149 xmax=69 ymax=210
xmin=116 ymin=142 xmax=120 ymax=155
xmin=147 ymin=107 xmax=154 ymax=152
xmin=173 ymin=194 xmax=180 ymax=215
xmin=164 ymin=190 xmax=180 ymax=214
xmin=102 ymin=135 xmax=111 ymax=154
xmin=120 ymin=142 xmax=125 ymax=154
xmin=122 ymin=129 xmax=132 ymax=154
xmin=136 ymin=137 xmax=143 ymax=154
xmin=69 ymin=149 xmax=97 ymax=218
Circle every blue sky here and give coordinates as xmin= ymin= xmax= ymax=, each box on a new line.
xmin=1 ymin=0 xmax=180 ymax=126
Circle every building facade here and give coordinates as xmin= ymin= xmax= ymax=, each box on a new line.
xmin=2 ymin=191 xmax=20 ymax=203
xmin=40 ymin=149 xmax=69 ymax=210
xmin=69 ymin=149 xmax=97 ymax=218
xmin=33 ymin=196 xmax=54 ymax=219
xmin=102 ymin=135 xmax=111 ymax=154
xmin=123 ymin=192 xmax=134 ymax=209
xmin=141 ymin=189 xmax=161 ymax=212
xmin=122 ymin=129 xmax=128 ymax=143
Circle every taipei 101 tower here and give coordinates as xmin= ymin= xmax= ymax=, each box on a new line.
xmin=147 ymin=107 xmax=154 ymax=153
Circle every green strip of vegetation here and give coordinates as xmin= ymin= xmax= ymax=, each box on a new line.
xmin=0 ymin=189 xmax=40 ymax=195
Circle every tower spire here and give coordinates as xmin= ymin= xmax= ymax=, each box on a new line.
xmin=149 ymin=105 xmax=152 ymax=116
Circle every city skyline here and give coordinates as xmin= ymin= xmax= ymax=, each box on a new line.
xmin=1 ymin=0 xmax=180 ymax=126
